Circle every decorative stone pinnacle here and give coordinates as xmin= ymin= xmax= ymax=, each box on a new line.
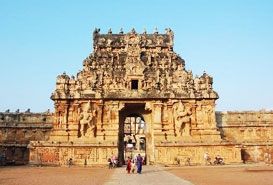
xmin=131 ymin=28 xmax=136 ymax=34
xmin=119 ymin=28 xmax=124 ymax=34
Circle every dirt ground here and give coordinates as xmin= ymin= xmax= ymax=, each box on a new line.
xmin=1 ymin=165 xmax=273 ymax=185
xmin=168 ymin=164 xmax=273 ymax=185
xmin=0 ymin=166 xmax=113 ymax=185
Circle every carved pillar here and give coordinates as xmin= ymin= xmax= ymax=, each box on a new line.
xmin=150 ymin=101 xmax=163 ymax=164
xmin=117 ymin=102 xmax=125 ymax=166
xmin=64 ymin=102 xmax=71 ymax=141
xmin=153 ymin=101 xmax=163 ymax=132
xmin=68 ymin=102 xmax=80 ymax=139
xmin=195 ymin=101 xmax=203 ymax=128
xmin=63 ymin=102 xmax=69 ymax=130
xmin=190 ymin=103 xmax=198 ymax=136
xmin=162 ymin=103 xmax=168 ymax=131
xmin=96 ymin=100 xmax=103 ymax=135
xmin=167 ymin=100 xmax=174 ymax=135
xmin=111 ymin=102 xmax=123 ymax=130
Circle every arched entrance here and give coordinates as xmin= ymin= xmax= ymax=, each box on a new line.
xmin=118 ymin=103 xmax=150 ymax=166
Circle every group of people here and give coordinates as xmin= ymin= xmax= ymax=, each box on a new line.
xmin=126 ymin=154 xmax=144 ymax=174
xmin=107 ymin=155 xmax=118 ymax=169
xmin=204 ymin=152 xmax=225 ymax=165
xmin=108 ymin=154 xmax=144 ymax=173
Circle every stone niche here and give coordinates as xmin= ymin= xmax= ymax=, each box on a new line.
xmin=28 ymin=28 xmax=242 ymax=166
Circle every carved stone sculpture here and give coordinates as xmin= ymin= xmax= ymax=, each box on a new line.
xmin=173 ymin=101 xmax=192 ymax=136
xmin=78 ymin=101 xmax=97 ymax=137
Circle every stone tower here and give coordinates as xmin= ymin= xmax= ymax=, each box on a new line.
xmin=29 ymin=28 xmax=241 ymax=166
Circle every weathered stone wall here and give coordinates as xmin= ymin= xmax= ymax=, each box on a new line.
xmin=155 ymin=144 xmax=241 ymax=165
xmin=28 ymin=141 xmax=117 ymax=166
xmin=0 ymin=112 xmax=53 ymax=165
xmin=216 ymin=111 xmax=273 ymax=163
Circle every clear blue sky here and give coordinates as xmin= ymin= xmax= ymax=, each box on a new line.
xmin=1 ymin=0 xmax=273 ymax=112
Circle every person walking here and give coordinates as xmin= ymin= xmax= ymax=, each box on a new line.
xmin=131 ymin=159 xmax=136 ymax=173
xmin=107 ymin=158 xmax=112 ymax=169
xmin=136 ymin=154 xmax=143 ymax=174
xmin=126 ymin=157 xmax=132 ymax=174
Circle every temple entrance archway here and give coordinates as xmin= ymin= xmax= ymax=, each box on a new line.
xmin=123 ymin=114 xmax=146 ymax=164
xmin=118 ymin=103 xmax=151 ymax=166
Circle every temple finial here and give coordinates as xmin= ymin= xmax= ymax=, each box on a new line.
xmin=119 ymin=28 xmax=124 ymax=34
xmin=131 ymin=28 xmax=136 ymax=34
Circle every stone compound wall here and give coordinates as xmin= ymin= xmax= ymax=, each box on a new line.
xmin=216 ymin=111 xmax=273 ymax=163
xmin=0 ymin=112 xmax=53 ymax=165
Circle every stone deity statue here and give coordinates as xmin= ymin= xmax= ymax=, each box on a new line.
xmin=173 ymin=101 xmax=192 ymax=136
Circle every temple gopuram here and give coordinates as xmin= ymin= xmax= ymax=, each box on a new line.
xmin=1 ymin=28 xmax=272 ymax=166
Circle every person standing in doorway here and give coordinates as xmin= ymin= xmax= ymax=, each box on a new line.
xmin=136 ymin=154 xmax=143 ymax=174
